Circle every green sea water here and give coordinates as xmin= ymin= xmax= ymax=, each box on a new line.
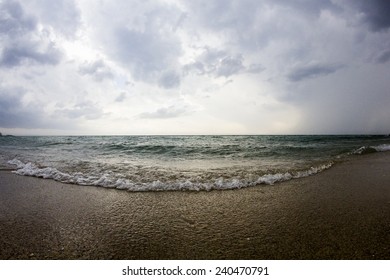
xmin=1 ymin=135 xmax=389 ymax=191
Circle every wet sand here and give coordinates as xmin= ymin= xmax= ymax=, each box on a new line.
xmin=0 ymin=152 xmax=389 ymax=259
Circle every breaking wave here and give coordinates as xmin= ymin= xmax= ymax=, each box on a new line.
xmin=2 ymin=135 xmax=389 ymax=192
xmin=352 ymin=144 xmax=390 ymax=155
xmin=7 ymin=159 xmax=332 ymax=191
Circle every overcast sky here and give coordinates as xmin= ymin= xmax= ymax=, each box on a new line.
xmin=1 ymin=0 xmax=389 ymax=135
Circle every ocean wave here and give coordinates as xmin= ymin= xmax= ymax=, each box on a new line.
xmin=7 ymin=159 xmax=332 ymax=192
xmin=373 ymin=144 xmax=390 ymax=152
xmin=352 ymin=144 xmax=390 ymax=155
xmin=100 ymin=141 xmax=269 ymax=158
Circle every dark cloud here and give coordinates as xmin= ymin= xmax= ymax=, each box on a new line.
xmin=0 ymin=0 xmax=36 ymax=35
xmin=288 ymin=64 xmax=343 ymax=82
xmin=79 ymin=60 xmax=114 ymax=81
xmin=1 ymin=0 xmax=389 ymax=134
xmin=184 ymin=0 xmax=340 ymax=52
xmin=185 ymin=0 xmax=335 ymax=32
xmin=0 ymin=0 xmax=62 ymax=68
xmin=194 ymin=0 xmax=339 ymax=26
xmin=0 ymin=87 xmax=28 ymax=128
xmin=0 ymin=85 xmax=103 ymax=130
xmin=284 ymin=65 xmax=390 ymax=134
xmin=375 ymin=50 xmax=390 ymax=64
xmin=0 ymin=42 xmax=61 ymax=67
xmin=353 ymin=0 xmax=390 ymax=31
xmin=0 ymin=0 xmax=80 ymax=38
xmin=183 ymin=0 xmax=266 ymax=54
xmin=0 ymin=86 xmax=66 ymax=129
xmin=274 ymin=0 xmax=340 ymax=16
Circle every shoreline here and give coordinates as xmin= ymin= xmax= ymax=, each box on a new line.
xmin=0 ymin=152 xmax=389 ymax=259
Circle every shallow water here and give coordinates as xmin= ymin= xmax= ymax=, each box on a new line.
xmin=1 ymin=135 xmax=389 ymax=191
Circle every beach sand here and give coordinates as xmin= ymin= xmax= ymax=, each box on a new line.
xmin=0 ymin=152 xmax=389 ymax=259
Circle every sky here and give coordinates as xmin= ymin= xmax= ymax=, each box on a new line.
xmin=0 ymin=0 xmax=390 ymax=135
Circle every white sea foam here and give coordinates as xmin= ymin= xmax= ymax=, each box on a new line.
xmin=3 ymin=135 xmax=389 ymax=192
xmin=8 ymin=159 xmax=80 ymax=183
xmin=373 ymin=144 xmax=390 ymax=152
xmin=253 ymin=162 xmax=333 ymax=186
xmin=7 ymin=159 xmax=25 ymax=169
xmin=352 ymin=144 xmax=390 ymax=155
xmin=292 ymin=163 xmax=333 ymax=178
xmin=7 ymin=158 xmax=334 ymax=191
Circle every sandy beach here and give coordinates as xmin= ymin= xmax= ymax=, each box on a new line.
xmin=0 ymin=152 xmax=389 ymax=259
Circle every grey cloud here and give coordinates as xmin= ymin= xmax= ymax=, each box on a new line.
xmin=184 ymin=48 xmax=261 ymax=78
xmin=0 ymin=0 xmax=36 ymax=35
xmin=0 ymin=0 xmax=62 ymax=68
xmin=352 ymin=0 xmax=390 ymax=31
xmin=274 ymin=0 xmax=340 ymax=16
xmin=246 ymin=63 xmax=265 ymax=74
xmin=158 ymin=71 xmax=181 ymax=89
xmin=291 ymin=70 xmax=390 ymax=134
xmin=55 ymin=101 xmax=105 ymax=120
xmin=184 ymin=0 xmax=339 ymax=51
xmin=2 ymin=0 xmax=389 ymax=135
xmin=184 ymin=0 xmax=238 ymax=30
xmin=0 ymin=87 xmax=31 ymax=128
xmin=199 ymin=48 xmax=227 ymax=64
xmin=183 ymin=0 xmax=268 ymax=53
xmin=111 ymin=26 xmax=181 ymax=88
xmin=183 ymin=61 xmax=205 ymax=76
xmin=79 ymin=60 xmax=114 ymax=81
xmin=183 ymin=48 xmax=226 ymax=76
xmin=215 ymin=55 xmax=245 ymax=78
xmin=93 ymin=2 xmax=184 ymax=89
xmin=189 ymin=0 xmax=338 ymax=26
xmin=172 ymin=12 xmax=188 ymax=32
xmin=275 ymin=47 xmax=390 ymax=134
xmin=288 ymin=64 xmax=343 ymax=82
xmin=26 ymin=0 xmax=81 ymax=38
xmin=138 ymin=105 xmax=188 ymax=119
xmin=0 ymin=86 xmax=69 ymax=129
xmin=0 ymin=42 xmax=61 ymax=67
xmin=375 ymin=50 xmax=390 ymax=64
xmin=115 ymin=92 xmax=127 ymax=102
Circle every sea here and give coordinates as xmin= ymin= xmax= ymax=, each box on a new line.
xmin=0 ymin=135 xmax=389 ymax=191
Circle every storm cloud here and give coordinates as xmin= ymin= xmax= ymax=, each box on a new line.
xmin=352 ymin=0 xmax=390 ymax=31
xmin=0 ymin=0 xmax=62 ymax=68
xmin=0 ymin=86 xmax=70 ymax=129
xmin=0 ymin=0 xmax=389 ymax=135
xmin=288 ymin=64 xmax=343 ymax=82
